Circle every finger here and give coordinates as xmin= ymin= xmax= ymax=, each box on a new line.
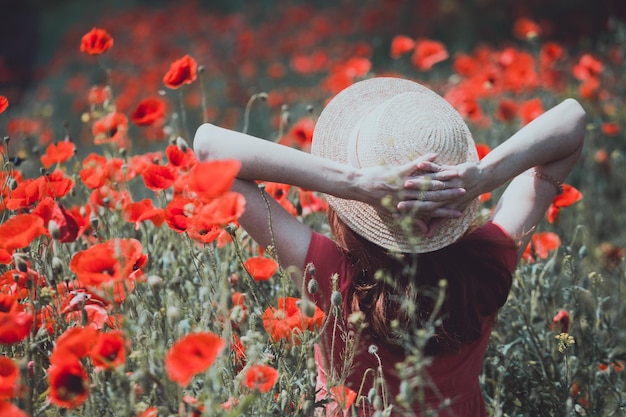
xmin=402 ymin=188 xmax=466 ymax=202
xmin=398 ymin=153 xmax=439 ymax=176
xmin=425 ymin=218 xmax=446 ymax=238
xmin=414 ymin=218 xmax=429 ymax=235
xmin=404 ymin=177 xmax=464 ymax=190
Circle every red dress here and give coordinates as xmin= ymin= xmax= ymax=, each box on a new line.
xmin=305 ymin=221 xmax=518 ymax=416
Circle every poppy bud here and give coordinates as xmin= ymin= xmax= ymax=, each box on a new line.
xmin=331 ymin=291 xmax=342 ymax=307
xmin=89 ymin=213 xmax=99 ymax=229
xmin=13 ymin=254 xmax=28 ymax=272
xmin=176 ymin=136 xmax=189 ymax=152
xmin=299 ymin=299 xmax=316 ymax=318
xmin=7 ymin=177 xmax=17 ymax=190
xmin=3 ymin=136 xmax=9 ymax=144
xmin=147 ymin=275 xmax=163 ymax=289
xmin=52 ymin=256 xmax=63 ymax=276
xmin=307 ymin=278 xmax=318 ymax=294
xmin=257 ymin=92 xmax=268 ymax=102
xmin=48 ymin=220 xmax=61 ymax=240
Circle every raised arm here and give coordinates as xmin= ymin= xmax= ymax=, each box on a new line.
xmin=404 ymin=98 xmax=586 ymax=259
xmin=193 ymin=123 xmax=464 ymax=278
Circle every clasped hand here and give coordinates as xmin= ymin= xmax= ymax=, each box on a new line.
xmin=359 ymin=153 xmax=480 ymax=237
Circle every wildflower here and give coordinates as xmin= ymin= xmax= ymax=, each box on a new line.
xmin=40 ymin=140 xmax=76 ymax=169
xmin=522 ymin=232 xmax=560 ymax=263
xmin=80 ymin=27 xmax=113 ymax=55
xmin=411 ymin=39 xmax=448 ymax=71
xmin=519 ymin=97 xmax=544 ymax=125
xmin=33 ymin=198 xmax=79 ymax=243
xmin=89 ymin=330 xmax=127 ymax=371
xmin=0 ymin=96 xmax=8 ymax=114
xmin=513 ymin=17 xmax=541 ymax=40
xmin=164 ymin=197 xmax=201 ymax=233
xmin=243 ymin=364 xmax=278 ymax=393
xmin=0 ymin=357 xmax=19 ymax=398
xmin=142 ymin=164 xmax=177 ymax=192
xmin=601 ymin=121 xmax=619 ymax=136
xmin=47 ymin=361 xmax=89 ymax=408
xmin=330 ymin=384 xmax=357 ymax=411
xmin=92 ymin=111 xmax=129 ymax=147
xmin=475 ymin=144 xmax=491 ymax=160
xmin=131 ymin=97 xmax=167 ymax=127
xmin=555 ymin=332 xmax=575 ymax=353
xmin=0 ymin=400 xmax=27 ymax=417
xmin=50 ymin=327 xmax=98 ymax=365
xmin=244 ymin=257 xmax=278 ymax=281
xmin=0 ymin=214 xmax=48 ymax=255
xmin=166 ymin=143 xmax=197 ymax=169
xmin=182 ymin=159 xmax=241 ymax=200
xmin=390 ymin=35 xmax=415 ymax=59
xmin=190 ymin=192 xmax=246 ymax=226
xmin=552 ymin=309 xmax=570 ymax=333
xmin=87 ymin=86 xmax=111 ymax=106
xmin=69 ymin=238 xmax=148 ymax=287
xmin=165 ymin=332 xmax=226 ymax=387
xmin=547 ymin=184 xmax=582 ymax=223
xmin=573 ymin=54 xmax=603 ymax=81
xmin=262 ymin=297 xmax=324 ymax=343
xmin=137 ymin=407 xmax=158 ymax=417
xmin=163 ymin=54 xmax=198 ymax=89
xmin=495 ymin=98 xmax=518 ymax=123
xmin=122 ymin=198 xmax=165 ymax=230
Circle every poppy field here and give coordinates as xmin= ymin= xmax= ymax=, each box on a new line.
xmin=0 ymin=1 xmax=625 ymax=416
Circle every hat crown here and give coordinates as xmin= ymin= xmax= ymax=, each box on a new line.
xmin=349 ymin=91 xmax=477 ymax=170
xmin=311 ymin=77 xmax=479 ymax=253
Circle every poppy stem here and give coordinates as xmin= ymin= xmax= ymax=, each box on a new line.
xmin=198 ymin=65 xmax=208 ymax=124
xmin=242 ymin=92 xmax=268 ymax=135
xmin=178 ymin=88 xmax=190 ymax=140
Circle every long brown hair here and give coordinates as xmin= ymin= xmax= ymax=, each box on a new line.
xmin=328 ymin=207 xmax=515 ymax=355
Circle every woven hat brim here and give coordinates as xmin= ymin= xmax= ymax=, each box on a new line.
xmin=311 ymin=77 xmax=479 ymax=253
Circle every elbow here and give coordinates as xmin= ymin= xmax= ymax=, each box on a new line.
xmin=193 ymin=123 xmax=218 ymax=161
xmin=562 ymin=98 xmax=587 ymax=152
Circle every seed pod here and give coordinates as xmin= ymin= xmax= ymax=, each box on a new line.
xmin=331 ymin=291 xmax=342 ymax=307
xmin=307 ymin=278 xmax=318 ymax=294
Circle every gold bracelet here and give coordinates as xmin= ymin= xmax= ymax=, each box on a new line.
xmin=524 ymin=169 xmax=564 ymax=195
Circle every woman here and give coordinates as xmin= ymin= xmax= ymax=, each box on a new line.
xmin=193 ymin=77 xmax=585 ymax=416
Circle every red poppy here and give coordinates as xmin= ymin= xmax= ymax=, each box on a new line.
xmin=523 ymin=232 xmax=560 ymax=263
xmin=243 ymin=364 xmax=278 ymax=393
xmin=279 ymin=117 xmax=315 ymax=149
xmin=47 ymin=361 xmax=89 ymax=408
xmin=80 ymin=27 xmax=113 ymax=55
xmin=573 ymin=54 xmax=603 ymax=81
xmin=0 ymin=356 xmax=19 ymax=399
xmin=33 ymin=198 xmax=79 ymax=242
xmin=166 ymin=143 xmax=197 ymax=169
xmin=539 ymin=42 xmax=564 ymax=67
xmin=512 ymin=17 xmax=541 ymax=40
xmin=40 ymin=140 xmax=76 ymax=169
xmin=50 ymin=326 xmax=98 ymax=365
xmin=495 ymin=99 xmax=518 ymax=123
xmin=0 ymin=214 xmax=48 ymax=254
xmin=453 ymin=54 xmax=479 ymax=77
xmin=0 ymin=297 xmax=34 ymax=344
xmin=262 ymin=297 xmax=325 ymax=343
xmin=89 ymin=330 xmax=126 ymax=370
xmin=137 ymin=407 xmax=158 ymax=417
xmin=87 ymin=86 xmax=111 ymax=105
xmin=578 ymin=77 xmax=600 ymax=100
xmin=131 ymin=97 xmax=167 ymax=127
xmin=475 ymin=144 xmax=491 ymax=160
xmin=552 ymin=309 xmax=570 ymax=333
xmin=69 ymin=238 xmax=148 ymax=287
xmin=92 ymin=111 xmax=129 ymax=147
xmin=183 ymin=160 xmax=241 ymax=200
xmin=193 ymin=192 xmax=246 ymax=226
xmin=165 ymin=332 xmax=226 ymax=387
xmin=411 ymin=39 xmax=448 ymax=71
xmin=0 ymin=96 xmax=8 ymax=114
xmin=299 ymin=190 xmax=328 ymax=215
xmin=330 ymin=384 xmax=357 ymax=411
xmin=601 ymin=122 xmax=619 ymax=136
xmin=164 ymin=197 xmax=201 ymax=233
xmin=0 ymin=401 xmax=27 ymax=417
xmin=547 ymin=184 xmax=582 ymax=223
xmin=122 ymin=198 xmax=165 ymax=230
xmin=598 ymin=361 xmax=624 ymax=373
xmin=142 ymin=164 xmax=177 ymax=192
xmin=518 ymin=98 xmax=544 ymax=125
xmin=244 ymin=257 xmax=279 ymax=281
xmin=390 ymin=35 xmax=415 ymax=59
xmin=163 ymin=55 xmax=198 ymax=89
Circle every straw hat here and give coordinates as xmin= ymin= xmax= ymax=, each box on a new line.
xmin=311 ymin=77 xmax=479 ymax=253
